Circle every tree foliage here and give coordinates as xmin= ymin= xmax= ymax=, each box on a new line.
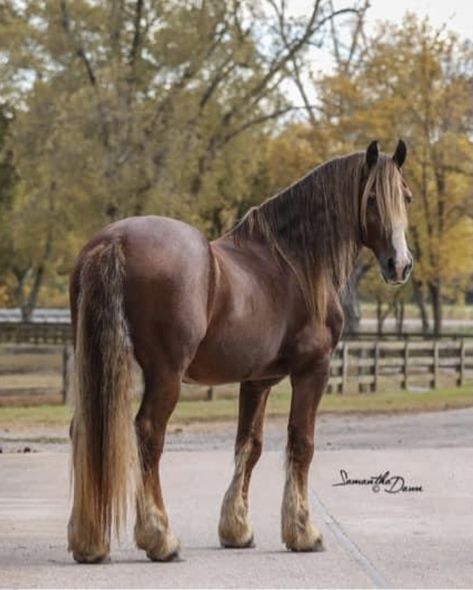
xmin=0 ymin=5 xmax=471 ymax=330
xmin=0 ymin=0 xmax=360 ymax=316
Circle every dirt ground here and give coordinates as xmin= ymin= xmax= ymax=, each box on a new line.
xmin=1 ymin=405 xmax=472 ymax=454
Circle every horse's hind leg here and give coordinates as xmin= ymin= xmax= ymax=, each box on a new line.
xmin=218 ymin=379 xmax=276 ymax=548
xmin=134 ymin=370 xmax=181 ymax=561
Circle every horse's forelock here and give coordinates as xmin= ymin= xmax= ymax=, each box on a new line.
xmin=360 ymin=156 xmax=407 ymax=234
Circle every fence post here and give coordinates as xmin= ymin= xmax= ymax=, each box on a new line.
xmin=206 ymin=386 xmax=214 ymax=401
xmin=402 ymin=340 xmax=409 ymax=390
xmin=341 ymin=342 xmax=348 ymax=394
xmin=372 ymin=341 xmax=380 ymax=392
xmin=62 ymin=345 xmax=71 ymax=404
xmin=326 ymin=368 xmax=333 ymax=394
xmin=432 ymin=340 xmax=439 ymax=389
xmin=358 ymin=346 xmax=369 ymax=394
xmin=458 ymin=338 xmax=465 ymax=387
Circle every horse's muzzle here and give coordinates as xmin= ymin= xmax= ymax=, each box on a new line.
xmin=382 ymin=254 xmax=413 ymax=285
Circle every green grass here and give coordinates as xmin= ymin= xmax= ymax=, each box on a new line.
xmin=318 ymin=386 xmax=473 ymax=414
xmin=0 ymin=403 xmax=72 ymax=428
xmin=360 ymin=303 xmax=473 ymax=321
xmin=172 ymin=385 xmax=473 ymax=424
xmin=0 ymin=385 xmax=471 ymax=431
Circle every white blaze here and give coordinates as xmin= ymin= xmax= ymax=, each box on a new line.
xmin=391 ymin=222 xmax=410 ymax=277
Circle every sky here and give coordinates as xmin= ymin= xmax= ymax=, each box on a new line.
xmin=283 ymin=0 xmax=473 ymax=109
xmin=360 ymin=0 xmax=473 ymax=40
xmin=288 ymin=0 xmax=473 ymax=39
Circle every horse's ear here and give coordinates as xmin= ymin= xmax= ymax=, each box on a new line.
xmin=366 ymin=140 xmax=379 ymax=168
xmin=393 ymin=139 xmax=407 ymax=168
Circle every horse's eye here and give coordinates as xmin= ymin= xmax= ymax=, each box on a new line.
xmin=367 ymin=196 xmax=376 ymax=208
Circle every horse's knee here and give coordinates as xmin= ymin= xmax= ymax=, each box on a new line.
xmin=135 ymin=414 xmax=165 ymax=465
xmin=237 ymin=434 xmax=263 ymax=470
xmin=135 ymin=413 xmax=152 ymax=438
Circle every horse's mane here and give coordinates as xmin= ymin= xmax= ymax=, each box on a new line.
xmin=230 ymin=152 xmax=406 ymax=323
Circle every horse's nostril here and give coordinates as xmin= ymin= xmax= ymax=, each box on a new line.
xmin=387 ymin=257 xmax=395 ymax=273
xmin=403 ymin=261 xmax=413 ymax=280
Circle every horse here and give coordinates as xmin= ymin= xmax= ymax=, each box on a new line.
xmin=67 ymin=140 xmax=413 ymax=563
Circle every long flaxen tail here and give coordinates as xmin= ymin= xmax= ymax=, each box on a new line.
xmin=68 ymin=239 xmax=139 ymax=563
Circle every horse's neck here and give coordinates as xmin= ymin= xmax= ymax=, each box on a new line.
xmin=275 ymin=176 xmax=361 ymax=299
xmin=229 ymin=157 xmax=361 ymax=297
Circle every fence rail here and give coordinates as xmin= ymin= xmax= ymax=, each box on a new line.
xmin=0 ymin=322 xmax=472 ymax=404
xmin=326 ymin=338 xmax=473 ymax=393
xmin=1 ymin=320 xmax=472 ymax=345
xmin=0 ymin=322 xmax=72 ymax=345
xmin=1 ymin=320 xmax=473 ymax=344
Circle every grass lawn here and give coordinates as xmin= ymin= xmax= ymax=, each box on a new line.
xmin=360 ymin=303 xmax=473 ymax=321
xmin=0 ymin=384 xmax=471 ymax=432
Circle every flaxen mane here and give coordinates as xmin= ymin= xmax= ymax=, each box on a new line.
xmin=231 ymin=152 xmax=406 ymax=323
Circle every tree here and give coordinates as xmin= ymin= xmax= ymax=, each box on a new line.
xmin=0 ymin=88 xmax=75 ymax=319
xmin=0 ymin=105 xmax=18 ymax=308
xmin=0 ymin=0 xmax=363 ymax=313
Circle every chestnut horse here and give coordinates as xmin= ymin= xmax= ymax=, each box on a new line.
xmin=68 ymin=140 xmax=413 ymax=563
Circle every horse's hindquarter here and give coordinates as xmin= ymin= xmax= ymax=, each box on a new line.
xmin=108 ymin=216 xmax=212 ymax=371
xmin=186 ymin=237 xmax=300 ymax=385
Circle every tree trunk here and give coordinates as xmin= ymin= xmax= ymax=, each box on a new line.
xmin=20 ymin=305 xmax=32 ymax=322
xmin=13 ymin=228 xmax=53 ymax=322
xmin=394 ymin=299 xmax=405 ymax=335
xmin=14 ymin=272 xmax=29 ymax=321
xmin=341 ymin=283 xmax=361 ymax=334
xmin=429 ymin=281 xmax=442 ymax=336
xmin=376 ymin=299 xmax=383 ymax=335
xmin=412 ymin=279 xmax=430 ymax=334
xmin=20 ymin=266 xmax=46 ymax=322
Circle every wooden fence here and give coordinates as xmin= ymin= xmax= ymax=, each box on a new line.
xmin=326 ymin=338 xmax=473 ymax=393
xmin=0 ymin=322 xmax=472 ymax=404
xmin=0 ymin=322 xmax=72 ymax=345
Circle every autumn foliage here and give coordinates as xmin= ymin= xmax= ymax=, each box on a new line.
xmin=0 ymin=3 xmax=471 ymax=332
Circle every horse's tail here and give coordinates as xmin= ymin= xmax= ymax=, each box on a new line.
xmin=69 ymin=239 xmax=138 ymax=560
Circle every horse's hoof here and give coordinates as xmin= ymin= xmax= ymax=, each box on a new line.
xmin=220 ymin=533 xmax=256 ymax=549
xmin=221 ymin=534 xmax=255 ymax=549
xmin=219 ymin=514 xmax=255 ymax=549
xmin=144 ymin=532 xmax=181 ymax=562
xmin=146 ymin=548 xmax=180 ymax=562
xmin=72 ymin=551 xmax=111 ymax=564
xmin=289 ymin=537 xmax=324 ymax=552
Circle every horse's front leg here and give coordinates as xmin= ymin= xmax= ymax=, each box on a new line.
xmin=282 ymin=357 xmax=330 ymax=552
xmin=218 ymin=379 xmax=276 ymax=548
